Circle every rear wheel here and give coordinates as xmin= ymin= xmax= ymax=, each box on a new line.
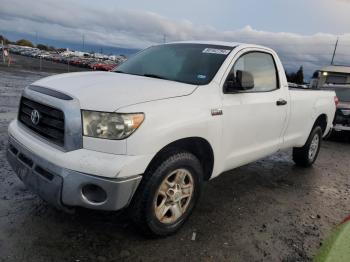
xmin=130 ymin=151 xmax=203 ymax=236
xmin=293 ymin=126 xmax=322 ymax=167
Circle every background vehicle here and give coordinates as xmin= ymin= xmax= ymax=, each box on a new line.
xmin=8 ymin=44 xmax=125 ymax=71
xmin=323 ymin=85 xmax=350 ymax=135
xmin=7 ymin=41 xmax=336 ymax=236
xmin=310 ymin=65 xmax=350 ymax=89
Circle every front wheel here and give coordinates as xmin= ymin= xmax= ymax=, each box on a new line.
xmin=129 ymin=151 xmax=203 ymax=236
xmin=293 ymin=126 xmax=323 ymax=167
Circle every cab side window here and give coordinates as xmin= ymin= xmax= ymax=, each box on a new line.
xmin=228 ymin=52 xmax=279 ymax=92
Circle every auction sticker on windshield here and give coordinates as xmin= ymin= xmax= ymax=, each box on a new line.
xmin=202 ymin=48 xmax=231 ymax=55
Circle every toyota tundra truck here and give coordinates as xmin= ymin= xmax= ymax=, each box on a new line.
xmin=7 ymin=41 xmax=337 ymax=236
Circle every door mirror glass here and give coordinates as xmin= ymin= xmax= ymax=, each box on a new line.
xmin=224 ymin=72 xmax=237 ymax=91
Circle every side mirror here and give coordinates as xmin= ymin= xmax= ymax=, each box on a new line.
xmin=236 ymin=70 xmax=254 ymax=90
xmin=224 ymin=70 xmax=254 ymax=92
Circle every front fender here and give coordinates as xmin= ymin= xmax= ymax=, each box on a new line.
xmin=121 ymin=86 xmax=223 ymax=176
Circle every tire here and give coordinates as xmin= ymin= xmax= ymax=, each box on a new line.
xmin=129 ymin=151 xmax=203 ymax=237
xmin=293 ymin=126 xmax=323 ymax=167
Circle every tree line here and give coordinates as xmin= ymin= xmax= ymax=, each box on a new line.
xmin=286 ymin=66 xmax=304 ymax=84
xmin=0 ymin=35 xmax=56 ymax=51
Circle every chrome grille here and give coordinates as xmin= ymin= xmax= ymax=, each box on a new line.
xmin=18 ymin=97 xmax=65 ymax=146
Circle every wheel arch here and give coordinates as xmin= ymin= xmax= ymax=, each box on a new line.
xmin=144 ymin=137 xmax=215 ymax=181
xmin=313 ymin=114 xmax=328 ymax=135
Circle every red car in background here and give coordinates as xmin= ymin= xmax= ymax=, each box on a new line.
xmin=89 ymin=62 xmax=117 ymax=71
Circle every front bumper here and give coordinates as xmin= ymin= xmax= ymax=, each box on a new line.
xmin=7 ymin=135 xmax=142 ymax=211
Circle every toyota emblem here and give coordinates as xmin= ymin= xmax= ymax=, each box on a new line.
xmin=30 ymin=109 xmax=40 ymax=125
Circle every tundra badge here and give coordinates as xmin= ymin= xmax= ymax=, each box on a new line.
xmin=211 ymin=109 xmax=223 ymax=116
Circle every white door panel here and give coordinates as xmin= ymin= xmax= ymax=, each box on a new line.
xmin=220 ymin=51 xmax=288 ymax=171
xmin=222 ymin=90 xmax=288 ymax=170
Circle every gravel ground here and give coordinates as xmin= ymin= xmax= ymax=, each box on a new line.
xmin=0 ymin=65 xmax=349 ymax=262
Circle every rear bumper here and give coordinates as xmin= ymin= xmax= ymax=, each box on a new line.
xmin=7 ymin=135 xmax=142 ymax=211
xmin=333 ymin=109 xmax=350 ymax=131
xmin=333 ymin=124 xmax=350 ymax=131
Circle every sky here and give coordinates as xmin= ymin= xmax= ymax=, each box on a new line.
xmin=1 ymin=0 xmax=350 ymax=78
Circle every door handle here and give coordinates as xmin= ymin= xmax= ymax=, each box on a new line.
xmin=276 ymin=99 xmax=287 ymax=106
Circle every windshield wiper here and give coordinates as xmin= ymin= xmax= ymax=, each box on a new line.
xmin=143 ymin=73 xmax=168 ymax=80
xmin=114 ymin=71 xmax=169 ymax=81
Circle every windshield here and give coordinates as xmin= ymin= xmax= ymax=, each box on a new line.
xmin=114 ymin=44 xmax=234 ymax=85
xmin=326 ymin=75 xmax=350 ymax=85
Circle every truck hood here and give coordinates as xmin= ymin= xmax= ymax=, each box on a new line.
xmin=33 ymin=71 xmax=198 ymax=111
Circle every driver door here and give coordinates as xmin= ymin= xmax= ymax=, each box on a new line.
xmin=221 ymin=50 xmax=288 ymax=171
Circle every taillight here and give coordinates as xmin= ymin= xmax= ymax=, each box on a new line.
xmin=334 ymin=96 xmax=339 ymax=107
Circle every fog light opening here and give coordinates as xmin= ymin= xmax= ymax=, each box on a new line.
xmin=81 ymin=184 xmax=107 ymax=204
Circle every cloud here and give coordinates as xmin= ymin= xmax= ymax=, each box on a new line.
xmin=0 ymin=0 xmax=350 ymax=78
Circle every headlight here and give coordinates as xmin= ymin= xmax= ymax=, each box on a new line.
xmin=82 ymin=111 xmax=144 ymax=139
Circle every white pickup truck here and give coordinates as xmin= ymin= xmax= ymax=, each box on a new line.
xmin=7 ymin=41 xmax=337 ymax=236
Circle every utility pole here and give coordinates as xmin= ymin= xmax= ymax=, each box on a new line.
xmin=82 ymin=34 xmax=85 ymax=52
xmin=1 ymin=40 xmax=5 ymax=64
xmin=163 ymin=34 xmax=166 ymax=43
xmin=35 ymin=31 xmax=38 ymax=46
xmin=331 ymin=37 xmax=339 ymax=65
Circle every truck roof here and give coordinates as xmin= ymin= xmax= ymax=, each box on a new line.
xmin=321 ymin=65 xmax=350 ymax=74
xmin=165 ymin=40 xmax=270 ymax=50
